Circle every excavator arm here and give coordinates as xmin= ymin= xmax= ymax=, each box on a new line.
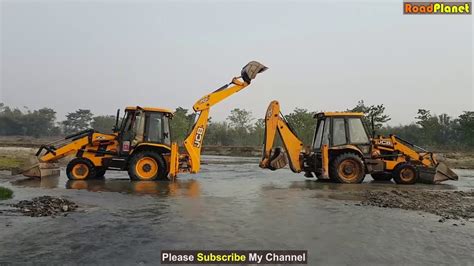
xmin=169 ymin=61 xmax=267 ymax=178
xmin=259 ymin=100 xmax=304 ymax=173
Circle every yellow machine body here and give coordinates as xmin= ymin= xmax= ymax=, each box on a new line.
xmin=22 ymin=61 xmax=267 ymax=181
xmin=260 ymin=100 xmax=458 ymax=184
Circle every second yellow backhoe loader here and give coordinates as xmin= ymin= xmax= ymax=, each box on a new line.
xmin=20 ymin=61 xmax=267 ymax=181
xmin=260 ymin=100 xmax=458 ymax=184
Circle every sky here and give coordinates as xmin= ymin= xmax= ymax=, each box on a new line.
xmin=1 ymin=0 xmax=472 ymax=126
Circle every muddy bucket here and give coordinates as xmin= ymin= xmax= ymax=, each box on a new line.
xmin=418 ymin=162 xmax=458 ymax=184
xmin=260 ymin=147 xmax=288 ymax=170
xmin=241 ymin=61 xmax=268 ymax=84
xmin=12 ymin=157 xmax=60 ymax=178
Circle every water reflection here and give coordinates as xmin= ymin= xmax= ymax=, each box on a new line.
xmin=12 ymin=176 xmax=201 ymax=197
xmin=66 ymin=179 xmax=201 ymax=197
xmin=65 ymin=179 xmax=201 ymax=197
xmin=11 ymin=175 xmax=60 ymax=188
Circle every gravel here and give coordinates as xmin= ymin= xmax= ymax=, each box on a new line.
xmin=11 ymin=196 xmax=78 ymax=217
xmin=361 ymin=190 xmax=474 ymax=221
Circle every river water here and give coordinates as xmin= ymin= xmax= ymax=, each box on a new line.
xmin=0 ymin=156 xmax=473 ymax=265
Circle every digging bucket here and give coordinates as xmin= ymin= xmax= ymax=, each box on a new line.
xmin=12 ymin=157 xmax=60 ymax=178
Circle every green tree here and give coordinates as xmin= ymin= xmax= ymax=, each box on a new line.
xmin=227 ymin=108 xmax=254 ymax=145
xmin=62 ymin=109 xmax=93 ymax=134
xmin=284 ymin=108 xmax=316 ymax=145
xmin=0 ymin=104 xmax=59 ymax=137
xmin=456 ymin=111 xmax=474 ymax=147
xmin=91 ymin=115 xmax=117 ymax=133
xmin=350 ymin=100 xmax=391 ymax=132
xmin=227 ymin=108 xmax=254 ymax=130
xmin=205 ymin=121 xmax=234 ymax=146
xmin=170 ymin=107 xmax=196 ymax=142
xmin=0 ymin=104 xmax=23 ymax=135
xmin=415 ymin=109 xmax=440 ymax=146
xmin=248 ymin=118 xmax=265 ymax=146
xmin=23 ymin=108 xmax=58 ymax=137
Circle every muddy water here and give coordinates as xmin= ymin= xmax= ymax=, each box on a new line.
xmin=0 ymin=156 xmax=473 ymax=265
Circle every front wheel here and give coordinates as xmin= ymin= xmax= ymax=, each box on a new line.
xmin=393 ymin=163 xmax=418 ymax=185
xmin=128 ymin=151 xmax=167 ymax=181
xmin=330 ymin=153 xmax=365 ymax=184
xmin=66 ymin=158 xmax=97 ymax=180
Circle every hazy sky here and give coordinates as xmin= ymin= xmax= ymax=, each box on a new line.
xmin=1 ymin=0 xmax=472 ymax=125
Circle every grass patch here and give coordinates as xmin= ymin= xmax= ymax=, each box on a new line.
xmin=0 ymin=156 xmax=24 ymax=171
xmin=0 ymin=186 xmax=13 ymax=200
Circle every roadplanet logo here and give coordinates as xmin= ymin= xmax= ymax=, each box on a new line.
xmin=404 ymin=0 xmax=471 ymax=14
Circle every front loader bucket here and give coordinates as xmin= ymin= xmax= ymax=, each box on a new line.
xmin=12 ymin=157 xmax=60 ymax=178
xmin=418 ymin=163 xmax=458 ymax=184
xmin=21 ymin=163 xmax=60 ymax=178
xmin=434 ymin=162 xmax=458 ymax=183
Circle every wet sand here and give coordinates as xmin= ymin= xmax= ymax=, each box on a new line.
xmin=0 ymin=156 xmax=473 ymax=265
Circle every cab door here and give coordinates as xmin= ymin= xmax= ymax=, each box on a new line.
xmin=143 ymin=112 xmax=171 ymax=146
xmin=118 ymin=110 xmax=145 ymax=155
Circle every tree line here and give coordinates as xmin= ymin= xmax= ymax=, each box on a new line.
xmin=0 ymin=102 xmax=472 ymax=150
xmin=0 ymin=103 xmax=115 ymax=137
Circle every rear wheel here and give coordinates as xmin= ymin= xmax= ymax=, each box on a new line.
xmin=66 ymin=158 xmax=97 ymax=180
xmin=371 ymin=173 xmax=393 ymax=181
xmin=393 ymin=163 xmax=418 ymax=185
xmin=330 ymin=153 xmax=365 ymax=184
xmin=128 ymin=151 xmax=167 ymax=181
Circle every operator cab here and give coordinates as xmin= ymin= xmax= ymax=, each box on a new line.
xmin=117 ymin=107 xmax=173 ymax=154
xmin=312 ymin=112 xmax=371 ymax=155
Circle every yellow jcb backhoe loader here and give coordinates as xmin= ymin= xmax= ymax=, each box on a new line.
xmin=20 ymin=61 xmax=267 ymax=181
xmin=260 ymin=100 xmax=458 ymax=184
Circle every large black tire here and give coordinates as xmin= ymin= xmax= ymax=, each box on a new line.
xmin=66 ymin=158 xmax=97 ymax=180
xmin=95 ymin=167 xmax=107 ymax=178
xmin=371 ymin=173 xmax=393 ymax=181
xmin=128 ymin=151 xmax=167 ymax=181
xmin=330 ymin=153 xmax=365 ymax=184
xmin=393 ymin=163 xmax=418 ymax=185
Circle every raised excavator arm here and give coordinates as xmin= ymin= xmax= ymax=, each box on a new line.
xmin=259 ymin=100 xmax=305 ymax=173
xmin=169 ymin=61 xmax=268 ymax=178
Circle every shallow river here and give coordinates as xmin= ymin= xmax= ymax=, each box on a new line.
xmin=0 ymin=156 xmax=473 ymax=265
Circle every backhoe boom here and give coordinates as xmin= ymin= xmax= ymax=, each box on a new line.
xmin=169 ymin=61 xmax=267 ymax=178
xmin=259 ymin=100 xmax=304 ymax=173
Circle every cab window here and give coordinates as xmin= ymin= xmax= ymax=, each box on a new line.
xmin=322 ymin=118 xmax=331 ymax=146
xmin=120 ymin=111 xmax=137 ymax=142
xmin=313 ymin=120 xmax=325 ymax=149
xmin=332 ymin=118 xmax=347 ymax=146
xmin=163 ymin=116 xmax=171 ymax=145
xmin=348 ymin=118 xmax=369 ymax=143
xmin=145 ymin=112 xmax=163 ymax=143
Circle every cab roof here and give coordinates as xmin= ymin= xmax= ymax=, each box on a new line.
xmin=125 ymin=106 xmax=174 ymax=114
xmin=314 ymin=112 xmax=364 ymax=118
